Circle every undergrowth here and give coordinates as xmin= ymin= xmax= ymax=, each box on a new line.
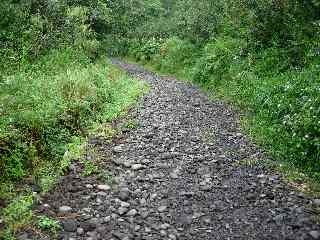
xmin=0 ymin=48 xmax=147 ymax=238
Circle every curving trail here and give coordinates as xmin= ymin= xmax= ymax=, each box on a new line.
xmin=26 ymin=60 xmax=320 ymax=240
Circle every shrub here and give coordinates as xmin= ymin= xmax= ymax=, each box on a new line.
xmin=192 ymin=37 xmax=245 ymax=85
xmin=129 ymin=38 xmax=162 ymax=62
xmin=0 ymin=48 xmax=146 ymax=183
xmin=2 ymin=194 xmax=33 ymax=232
xmin=244 ymin=0 xmax=320 ymax=50
xmin=156 ymin=37 xmax=197 ymax=73
xmin=37 ymin=216 xmax=61 ymax=233
xmin=216 ymin=53 xmax=320 ymax=179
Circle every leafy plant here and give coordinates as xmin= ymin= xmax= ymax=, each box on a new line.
xmin=122 ymin=119 xmax=139 ymax=130
xmin=37 ymin=216 xmax=61 ymax=234
xmin=98 ymin=170 xmax=113 ymax=185
xmin=192 ymin=37 xmax=244 ymax=85
xmin=129 ymin=38 xmax=162 ymax=62
xmin=81 ymin=160 xmax=99 ymax=176
xmin=2 ymin=194 xmax=33 ymax=235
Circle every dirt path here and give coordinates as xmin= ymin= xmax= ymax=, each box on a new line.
xmin=23 ymin=60 xmax=320 ymax=240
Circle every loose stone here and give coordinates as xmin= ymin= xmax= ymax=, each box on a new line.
xmin=103 ymin=216 xmax=111 ymax=223
xmin=118 ymin=207 xmax=128 ymax=215
xmin=158 ymin=206 xmax=167 ymax=212
xmin=310 ymin=231 xmax=320 ymax=239
xmin=121 ymin=201 xmax=130 ymax=208
xmin=313 ymin=199 xmax=320 ymax=206
xmin=97 ymin=185 xmax=111 ymax=191
xmin=168 ymin=234 xmax=177 ymax=240
xmin=119 ymin=188 xmax=130 ymax=201
xmin=63 ymin=220 xmax=77 ymax=232
xmin=113 ymin=146 xmax=123 ymax=153
xmin=131 ymin=164 xmax=145 ymax=170
xmin=77 ymin=227 xmax=84 ymax=235
xmin=59 ymin=206 xmax=72 ymax=213
xmin=126 ymin=209 xmax=138 ymax=216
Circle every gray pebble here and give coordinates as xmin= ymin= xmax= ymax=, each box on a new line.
xmin=97 ymin=184 xmax=111 ymax=191
xmin=131 ymin=164 xmax=145 ymax=170
xmin=126 ymin=209 xmax=138 ymax=216
xmin=63 ymin=220 xmax=77 ymax=232
xmin=77 ymin=227 xmax=84 ymax=235
xmin=310 ymin=231 xmax=320 ymax=239
xmin=59 ymin=206 xmax=72 ymax=213
xmin=158 ymin=206 xmax=167 ymax=212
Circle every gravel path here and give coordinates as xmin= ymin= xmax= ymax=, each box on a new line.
xmin=23 ymin=60 xmax=320 ymax=240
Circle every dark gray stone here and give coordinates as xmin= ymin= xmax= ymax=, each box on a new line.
xmin=63 ymin=220 xmax=78 ymax=232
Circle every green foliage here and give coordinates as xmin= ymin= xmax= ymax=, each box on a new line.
xmin=238 ymin=65 xmax=320 ymax=175
xmin=192 ymin=37 xmax=245 ymax=85
xmin=0 ymin=48 xmax=146 ymax=184
xmin=0 ymin=0 xmax=110 ymax=73
xmin=129 ymin=38 xmax=162 ymax=62
xmin=244 ymin=0 xmax=320 ymax=49
xmin=170 ymin=0 xmax=223 ymax=42
xmin=81 ymin=160 xmax=99 ymax=176
xmin=89 ymin=124 xmax=116 ymax=142
xmin=2 ymin=194 xmax=33 ymax=234
xmin=37 ymin=216 xmax=61 ymax=234
xmin=156 ymin=37 xmax=197 ymax=73
xmin=122 ymin=119 xmax=139 ymax=130
xmin=0 ymin=183 xmax=15 ymax=202
xmin=98 ymin=170 xmax=113 ymax=185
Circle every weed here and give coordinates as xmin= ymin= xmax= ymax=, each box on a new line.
xmin=2 ymin=193 xmax=34 ymax=236
xmin=201 ymin=128 xmax=216 ymax=144
xmin=61 ymin=137 xmax=86 ymax=173
xmin=37 ymin=216 xmax=61 ymax=234
xmin=0 ymin=183 xmax=15 ymax=203
xmin=235 ymin=159 xmax=260 ymax=168
xmin=98 ymin=170 xmax=113 ymax=185
xmin=89 ymin=124 xmax=116 ymax=142
xmin=81 ymin=160 xmax=99 ymax=176
xmin=122 ymin=119 xmax=139 ymax=130
xmin=0 ymin=48 xmax=147 ymax=238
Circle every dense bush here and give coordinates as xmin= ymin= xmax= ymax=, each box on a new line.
xmin=215 ymin=56 xmax=320 ymax=178
xmin=129 ymin=38 xmax=162 ymax=62
xmin=192 ymin=37 xmax=245 ymax=85
xmin=156 ymin=37 xmax=197 ymax=73
xmin=244 ymin=0 xmax=320 ymax=48
xmin=0 ymin=49 xmax=144 ymax=182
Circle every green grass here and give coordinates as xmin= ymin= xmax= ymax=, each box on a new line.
xmin=0 ymin=47 xmax=148 ymax=238
xmin=1 ymin=193 xmax=34 ymax=239
xmin=37 ymin=216 xmax=61 ymax=235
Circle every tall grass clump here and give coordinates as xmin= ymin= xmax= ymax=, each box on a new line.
xmin=0 ymin=48 xmax=145 ymax=184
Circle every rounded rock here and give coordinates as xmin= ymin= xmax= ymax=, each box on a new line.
xmin=310 ymin=231 xmax=320 ymax=239
xmin=63 ymin=220 xmax=78 ymax=232
xmin=119 ymin=188 xmax=130 ymax=201
xmin=97 ymin=185 xmax=111 ymax=191
xmin=126 ymin=209 xmax=138 ymax=217
xmin=77 ymin=227 xmax=84 ymax=235
xmin=59 ymin=206 xmax=72 ymax=213
xmin=158 ymin=206 xmax=167 ymax=212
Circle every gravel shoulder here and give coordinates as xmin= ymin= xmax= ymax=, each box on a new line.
xmin=21 ymin=59 xmax=320 ymax=240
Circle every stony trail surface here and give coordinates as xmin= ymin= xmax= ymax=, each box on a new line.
xmin=23 ymin=60 xmax=320 ymax=240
